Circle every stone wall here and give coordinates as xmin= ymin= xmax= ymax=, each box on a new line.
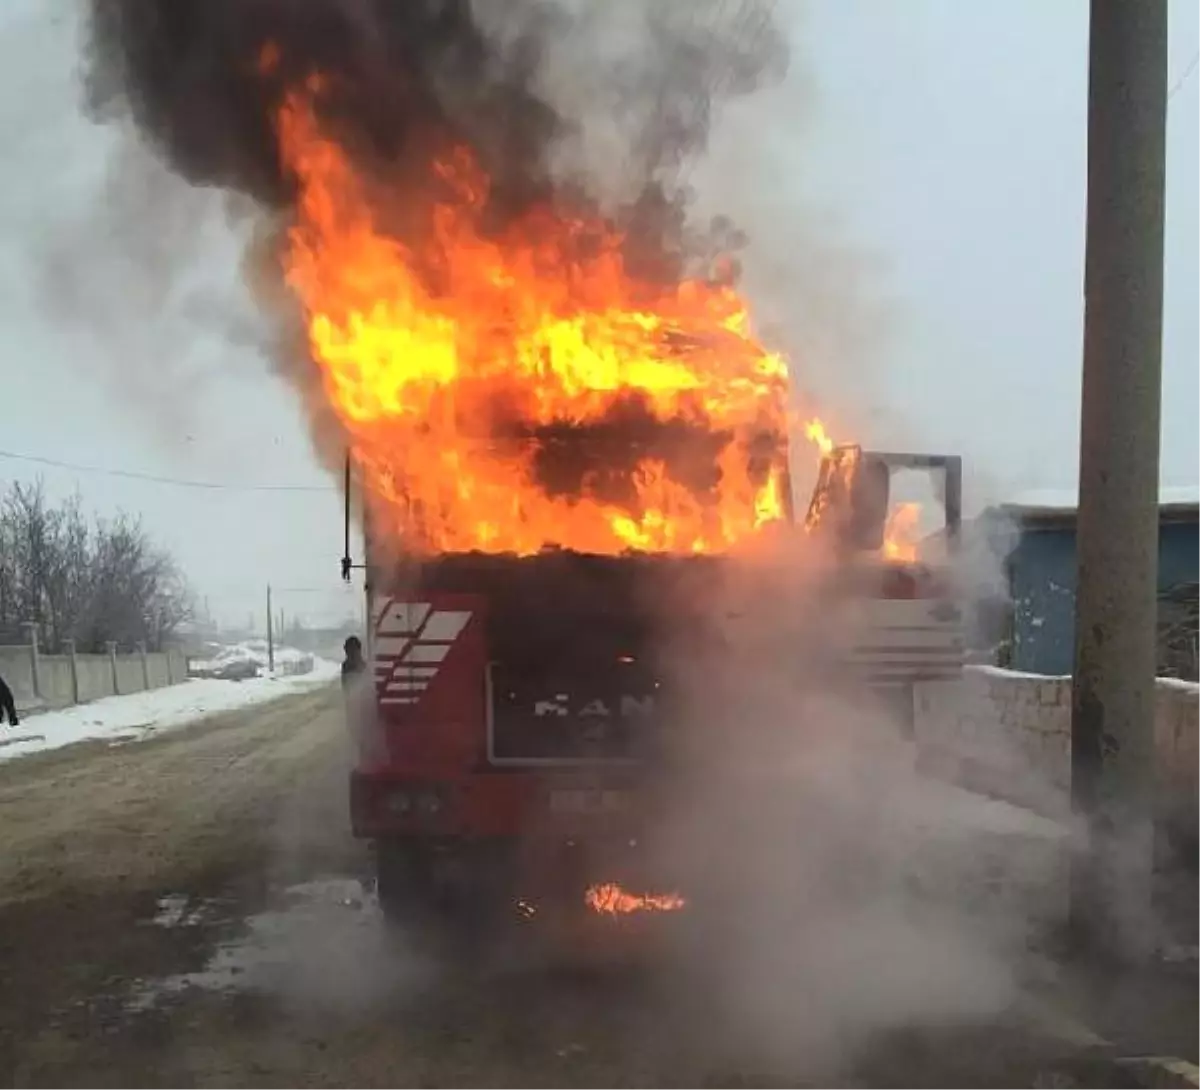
xmin=1156 ymin=679 xmax=1200 ymax=839
xmin=914 ymin=666 xmax=1199 ymax=833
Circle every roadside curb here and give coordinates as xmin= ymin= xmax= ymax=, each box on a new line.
xmin=1020 ymin=995 xmax=1109 ymax=1050
xmin=1021 ymin=997 xmax=1199 ymax=1088
xmin=1113 ymin=1056 xmax=1200 ymax=1089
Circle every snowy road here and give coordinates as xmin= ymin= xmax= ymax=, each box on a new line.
xmin=0 ymin=688 xmax=1191 ymax=1088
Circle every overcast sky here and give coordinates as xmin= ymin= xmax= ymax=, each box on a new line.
xmin=0 ymin=0 xmax=1196 ymax=627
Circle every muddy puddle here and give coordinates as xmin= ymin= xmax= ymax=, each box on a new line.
xmin=126 ymin=877 xmax=431 ymax=1012
xmin=126 ymin=872 xmax=689 ymax=1022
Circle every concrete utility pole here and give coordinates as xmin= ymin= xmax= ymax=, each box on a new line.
xmin=1069 ymin=0 xmax=1167 ymax=960
xmin=266 ymin=584 xmax=275 ymax=675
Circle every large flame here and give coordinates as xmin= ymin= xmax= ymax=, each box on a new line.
xmin=273 ymin=85 xmax=799 ymax=556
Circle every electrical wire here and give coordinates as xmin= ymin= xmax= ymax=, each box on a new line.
xmin=0 ymin=448 xmax=337 ymax=494
xmin=1169 ymin=50 xmax=1199 ymax=102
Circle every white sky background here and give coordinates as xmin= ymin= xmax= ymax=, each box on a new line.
xmin=0 ymin=0 xmax=1196 ymax=627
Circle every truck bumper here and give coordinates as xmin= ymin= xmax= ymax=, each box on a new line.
xmin=350 ymin=768 xmax=529 ymax=839
xmin=350 ymin=767 xmax=645 ymax=841
xmin=351 ymin=770 xmax=677 ymax=909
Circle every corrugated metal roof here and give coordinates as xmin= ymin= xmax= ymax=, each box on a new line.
xmin=987 ymin=485 xmax=1199 ymax=528
xmin=1003 ymin=485 xmax=1199 ymax=511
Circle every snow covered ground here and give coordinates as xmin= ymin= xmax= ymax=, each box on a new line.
xmin=0 ymin=659 xmax=340 ymax=763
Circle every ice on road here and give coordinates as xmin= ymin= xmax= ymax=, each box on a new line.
xmin=0 ymin=660 xmax=339 ymax=762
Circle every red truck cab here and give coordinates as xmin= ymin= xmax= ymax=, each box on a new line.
xmin=350 ymin=552 xmax=710 ymax=930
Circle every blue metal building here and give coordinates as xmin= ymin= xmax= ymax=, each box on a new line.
xmin=984 ymin=490 xmax=1199 ymax=676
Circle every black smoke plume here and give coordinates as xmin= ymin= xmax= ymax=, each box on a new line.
xmin=84 ymin=0 xmax=784 ymax=251
xmin=80 ymin=0 xmax=789 ymax=520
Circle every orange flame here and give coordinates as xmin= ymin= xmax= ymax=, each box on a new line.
xmin=585 ymin=882 xmax=686 ymax=916
xmin=883 ymin=502 xmax=922 ymax=562
xmin=804 ymin=418 xmax=834 ymax=455
xmin=271 ymin=85 xmax=807 ymax=556
xmin=800 ymin=414 xmax=927 ymax=560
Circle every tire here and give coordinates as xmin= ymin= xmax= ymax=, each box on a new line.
xmin=374 ymin=839 xmax=516 ymax=959
xmin=374 ymin=839 xmax=436 ymax=928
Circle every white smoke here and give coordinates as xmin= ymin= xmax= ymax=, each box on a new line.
xmin=622 ymin=535 xmax=1058 ymax=1080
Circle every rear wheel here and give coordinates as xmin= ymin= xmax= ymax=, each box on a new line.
xmin=374 ymin=839 xmax=435 ymax=928
xmin=374 ymin=839 xmax=516 ymax=959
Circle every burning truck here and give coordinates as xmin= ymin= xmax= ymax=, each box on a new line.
xmin=81 ymin=1 xmax=963 ymax=932
xmin=345 ymin=439 xmax=963 ymax=932
xmin=264 ymin=51 xmax=966 ymax=931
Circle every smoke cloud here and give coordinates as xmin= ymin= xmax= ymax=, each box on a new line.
xmin=621 ymin=538 xmax=1056 ymax=1080
xmin=82 ymin=1 xmax=785 ymax=224
xmin=235 ymin=537 xmax=1057 ymax=1084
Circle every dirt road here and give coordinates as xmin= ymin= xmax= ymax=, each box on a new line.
xmin=0 ymin=689 xmax=353 ymax=1085
xmin=0 ymin=689 xmax=1189 ymax=1088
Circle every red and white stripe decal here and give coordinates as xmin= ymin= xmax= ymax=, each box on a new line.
xmin=373 ymin=599 xmax=472 ymax=706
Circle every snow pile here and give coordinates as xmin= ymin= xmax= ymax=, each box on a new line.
xmin=0 ymin=658 xmax=339 ymax=763
xmin=189 ymin=640 xmax=316 ymax=679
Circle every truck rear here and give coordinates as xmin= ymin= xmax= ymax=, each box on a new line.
xmin=348 ymin=447 xmax=964 ymax=932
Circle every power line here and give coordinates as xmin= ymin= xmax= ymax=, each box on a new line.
xmin=1171 ymin=41 xmax=1200 ymax=100
xmin=0 ymin=448 xmax=338 ymax=494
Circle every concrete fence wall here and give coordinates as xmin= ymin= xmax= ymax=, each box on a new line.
xmin=913 ymin=666 xmax=1199 ymax=837
xmin=77 ymin=654 xmax=116 ymax=704
xmin=146 ymin=654 xmax=171 ymax=689
xmin=0 ymin=638 xmax=190 ymax=715
xmin=114 ymin=657 xmax=145 ymax=696
xmin=38 ymin=658 xmax=76 ymax=711
xmin=0 ymin=646 xmax=36 ymax=710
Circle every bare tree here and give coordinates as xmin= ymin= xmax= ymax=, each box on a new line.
xmin=0 ymin=492 xmax=14 ymax=645
xmin=1 ymin=483 xmax=55 ymax=645
xmin=0 ymin=481 xmax=193 ymax=652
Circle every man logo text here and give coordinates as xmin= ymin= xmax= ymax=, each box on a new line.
xmin=532 ymin=695 xmax=655 ymax=718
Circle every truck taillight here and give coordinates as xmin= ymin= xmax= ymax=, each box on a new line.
xmin=382 ymin=783 xmax=449 ymax=819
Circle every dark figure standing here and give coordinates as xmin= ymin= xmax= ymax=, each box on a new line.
xmin=341 ymin=636 xmax=366 ymax=690
xmin=0 ymin=673 xmax=19 ymax=727
xmin=341 ymin=634 xmax=378 ymax=760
